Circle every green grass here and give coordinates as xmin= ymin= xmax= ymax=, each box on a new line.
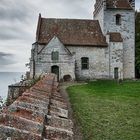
xmin=67 ymin=80 xmax=140 ymax=140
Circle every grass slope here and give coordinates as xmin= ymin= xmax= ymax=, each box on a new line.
xmin=67 ymin=80 xmax=140 ymax=140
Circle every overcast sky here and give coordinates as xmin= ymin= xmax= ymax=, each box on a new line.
xmin=0 ymin=0 xmax=140 ymax=72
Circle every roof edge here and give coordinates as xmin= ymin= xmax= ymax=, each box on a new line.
xmin=36 ymin=42 xmax=108 ymax=47
xmin=106 ymin=7 xmax=133 ymax=10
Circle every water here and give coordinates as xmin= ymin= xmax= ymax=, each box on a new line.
xmin=0 ymin=72 xmax=25 ymax=102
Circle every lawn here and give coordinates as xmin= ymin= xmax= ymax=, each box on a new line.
xmin=67 ymin=80 xmax=140 ymax=140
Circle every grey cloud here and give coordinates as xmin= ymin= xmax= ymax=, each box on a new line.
xmin=0 ymin=0 xmax=33 ymax=22
xmin=0 ymin=52 xmax=16 ymax=66
xmin=40 ymin=0 xmax=93 ymax=17
xmin=0 ymin=24 xmax=33 ymax=41
xmin=0 ymin=0 xmax=34 ymax=41
xmin=0 ymin=52 xmax=13 ymax=57
xmin=0 ymin=0 xmax=93 ymax=42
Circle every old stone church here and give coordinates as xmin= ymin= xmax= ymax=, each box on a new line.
xmin=30 ymin=0 xmax=135 ymax=81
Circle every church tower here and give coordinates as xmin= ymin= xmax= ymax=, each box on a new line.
xmin=94 ymin=0 xmax=135 ymax=79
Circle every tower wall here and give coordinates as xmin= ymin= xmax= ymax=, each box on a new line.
xmin=104 ymin=10 xmax=135 ymax=79
xmin=94 ymin=0 xmax=135 ymax=79
xmin=93 ymin=0 xmax=105 ymax=33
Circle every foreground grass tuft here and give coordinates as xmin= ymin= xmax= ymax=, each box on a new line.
xmin=67 ymin=80 xmax=140 ymax=140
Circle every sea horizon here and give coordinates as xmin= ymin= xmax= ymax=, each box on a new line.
xmin=0 ymin=72 xmax=25 ymax=101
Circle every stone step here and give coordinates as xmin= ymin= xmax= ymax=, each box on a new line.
xmin=45 ymin=126 xmax=73 ymax=140
xmin=47 ymin=115 xmax=73 ymax=131
xmin=49 ymin=106 xmax=68 ymax=118
xmin=50 ymin=99 xmax=68 ymax=109
xmin=11 ymin=101 xmax=48 ymax=115
xmin=7 ymin=106 xmax=45 ymax=123
xmin=17 ymin=96 xmax=49 ymax=107
xmin=23 ymin=92 xmax=50 ymax=102
xmin=0 ymin=125 xmax=42 ymax=140
xmin=51 ymin=96 xmax=65 ymax=102
xmin=0 ymin=114 xmax=44 ymax=135
xmin=0 ymin=74 xmax=73 ymax=139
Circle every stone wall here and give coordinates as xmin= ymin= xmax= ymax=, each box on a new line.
xmin=31 ymin=39 xmax=111 ymax=80
xmin=109 ymin=42 xmax=124 ymax=79
xmin=104 ymin=10 xmax=135 ymax=79
xmin=0 ymin=73 xmax=73 ymax=140
xmin=7 ymin=83 xmax=30 ymax=106
xmin=94 ymin=3 xmax=135 ymax=79
xmin=30 ymin=5 xmax=135 ymax=80
xmin=94 ymin=5 xmax=105 ymax=33
xmin=68 ymin=46 xmax=109 ymax=80
xmin=31 ymin=37 xmax=75 ymax=81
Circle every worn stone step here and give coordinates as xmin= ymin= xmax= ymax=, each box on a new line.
xmin=11 ymin=101 xmax=48 ymax=115
xmin=45 ymin=126 xmax=73 ymax=140
xmin=51 ymin=96 xmax=65 ymax=103
xmin=0 ymin=114 xmax=44 ymax=135
xmin=7 ymin=106 xmax=45 ymax=123
xmin=0 ymin=125 xmax=42 ymax=140
xmin=22 ymin=92 xmax=50 ymax=102
xmin=49 ymin=106 xmax=68 ymax=118
xmin=52 ymin=92 xmax=62 ymax=98
xmin=31 ymin=87 xmax=52 ymax=93
xmin=47 ymin=115 xmax=73 ymax=131
xmin=17 ymin=96 xmax=49 ymax=107
xmin=50 ymin=99 xmax=68 ymax=109
xmin=0 ymin=74 xmax=73 ymax=140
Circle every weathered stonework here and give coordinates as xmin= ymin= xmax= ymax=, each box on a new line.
xmin=108 ymin=42 xmax=124 ymax=79
xmin=31 ymin=37 xmax=75 ymax=81
xmin=0 ymin=74 xmax=73 ymax=140
xmin=104 ymin=10 xmax=135 ymax=79
xmin=94 ymin=0 xmax=135 ymax=79
xmin=68 ymin=46 xmax=109 ymax=80
xmin=7 ymin=82 xmax=30 ymax=106
xmin=30 ymin=0 xmax=135 ymax=80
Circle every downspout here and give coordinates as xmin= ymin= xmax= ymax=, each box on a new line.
xmin=106 ymin=34 xmax=111 ymax=79
xmin=109 ymin=42 xmax=111 ymax=79
xmin=33 ymin=51 xmax=35 ymax=79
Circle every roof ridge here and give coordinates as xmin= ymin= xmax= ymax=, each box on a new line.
xmin=41 ymin=17 xmax=98 ymax=22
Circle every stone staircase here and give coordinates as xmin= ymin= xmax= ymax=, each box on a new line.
xmin=0 ymin=73 xmax=73 ymax=140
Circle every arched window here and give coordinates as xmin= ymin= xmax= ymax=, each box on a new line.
xmin=116 ymin=14 xmax=121 ymax=25
xmin=81 ymin=57 xmax=89 ymax=70
xmin=51 ymin=51 xmax=59 ymax=61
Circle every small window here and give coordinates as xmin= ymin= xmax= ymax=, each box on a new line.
xmin=51 ymin=51 xmax=59 ymax=61
xmin=81 ymin=57 xmax=89 ymax=70
xmin=116 ymin=14 xmax=121 ymax=25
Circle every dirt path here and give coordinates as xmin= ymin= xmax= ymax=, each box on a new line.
xmin=59 ymin=82 xmax=83 ymax=140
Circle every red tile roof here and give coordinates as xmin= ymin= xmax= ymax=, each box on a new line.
xmin=36 ymin=15 xmax=107 ymax=47
xmin=106 ymin=0 xmax=133 ymax=10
